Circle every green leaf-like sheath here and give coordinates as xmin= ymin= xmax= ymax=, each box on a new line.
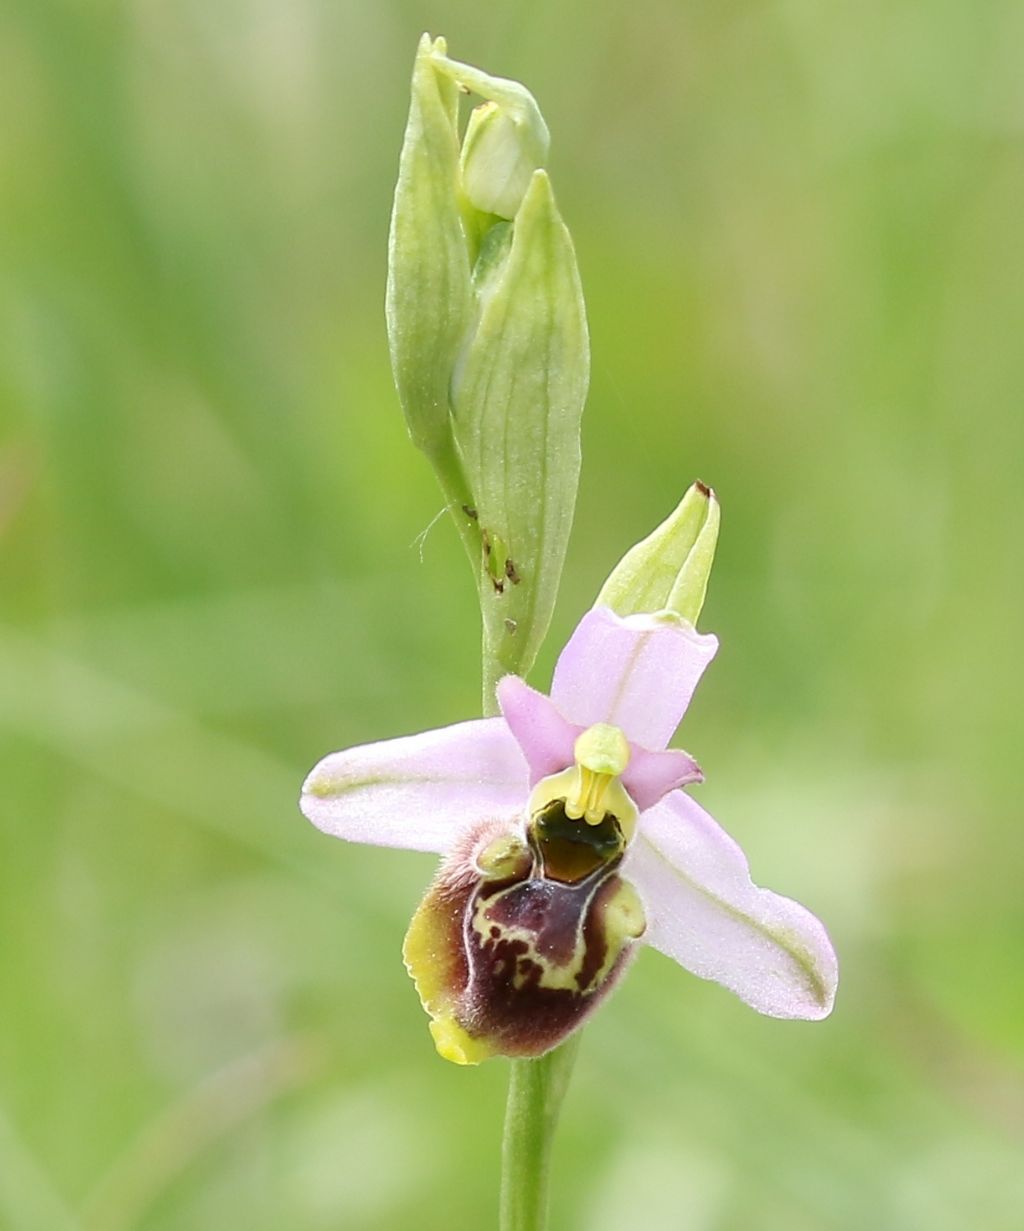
xmin=452 ymin=169 xmax=589 ymax=684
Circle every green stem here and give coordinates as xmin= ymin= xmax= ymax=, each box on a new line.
xmin=480 ymin=581 xmax=507 ymax=720
xmin=429 ymin=434 xmax=515 ymax=718
xmin=479 ymin=543 xmax=580 ymax=1231
xmin=499 ymin=1036 xmax=581 ymax=1231
xmin=481 ymin=633 xmax=506 ymax=715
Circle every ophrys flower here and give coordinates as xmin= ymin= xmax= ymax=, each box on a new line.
xmin=300 ymin=605 xmax=837 ymax=1064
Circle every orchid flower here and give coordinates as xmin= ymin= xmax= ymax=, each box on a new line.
xmin=300 ymin=603 xmax=838 ymax=1065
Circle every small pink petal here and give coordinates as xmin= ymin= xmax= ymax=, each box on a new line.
xmin=550 ymin=607 xmax=718 ymax=750
xmin=300 ymin=718 xmax=528 ymax=854
xmin=626 ymin=792 xmax=838 ymax=1020
xmin=623 ymin=746 xmax=703 ymax=812
xmin=497 ymin=675 xmax=578 ymax=785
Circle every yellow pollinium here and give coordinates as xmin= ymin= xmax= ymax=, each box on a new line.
xmin=529 ymin=723 xmax=638 ymax=841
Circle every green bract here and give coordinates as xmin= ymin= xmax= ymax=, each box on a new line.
xmin=386 ymin=36 xmax=472 ymax=462
xmin=386 ymin=35 xmax=588 ymax=691
xmin=596 ymin=481 xmax=721 ymax=624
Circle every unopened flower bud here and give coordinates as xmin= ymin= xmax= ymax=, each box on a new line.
xmin=596 ymin=481 xmax=720 ymax=625
xmin=431 ymin=53 xmax=550 ymax=219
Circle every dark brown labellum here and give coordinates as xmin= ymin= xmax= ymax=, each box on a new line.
xmin=404 ymin=808 xmax=645 ymax=1062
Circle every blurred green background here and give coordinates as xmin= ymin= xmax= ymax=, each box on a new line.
xmin=2 ymin=1 xmax=1022 ymax=1228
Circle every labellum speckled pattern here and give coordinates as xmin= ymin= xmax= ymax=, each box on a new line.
xmin=404 ymin=799 xmax=646 ymax=1063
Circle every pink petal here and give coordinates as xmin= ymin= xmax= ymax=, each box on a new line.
xmin=497 ymin=675 xmax=578 ymax=785
xmin=550 ymin=607 xmax=718 ymax=750
xmin=623 ymin=746 xmax=703 ymax=812
xmin=300 ymin=718 xmax=528 ymax=854
xmin=499 ymin=675 xmax=701 ymax=812
xmin=625 ymin=792 xmax=838 ymax=1020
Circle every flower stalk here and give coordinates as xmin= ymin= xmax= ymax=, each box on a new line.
xmin=482 ymin=598 xmax=576 ymax=1231
xmin=500 ymin=1035 xmax=582 ymax=1231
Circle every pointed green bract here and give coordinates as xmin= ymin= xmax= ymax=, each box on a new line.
xmin=386 ymin=35 xmax=473 ymax=462
xmin=596 ymin=481 xmax=720 ymax=624
xmin=453 ymin=169 xmax=588 ymax=683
